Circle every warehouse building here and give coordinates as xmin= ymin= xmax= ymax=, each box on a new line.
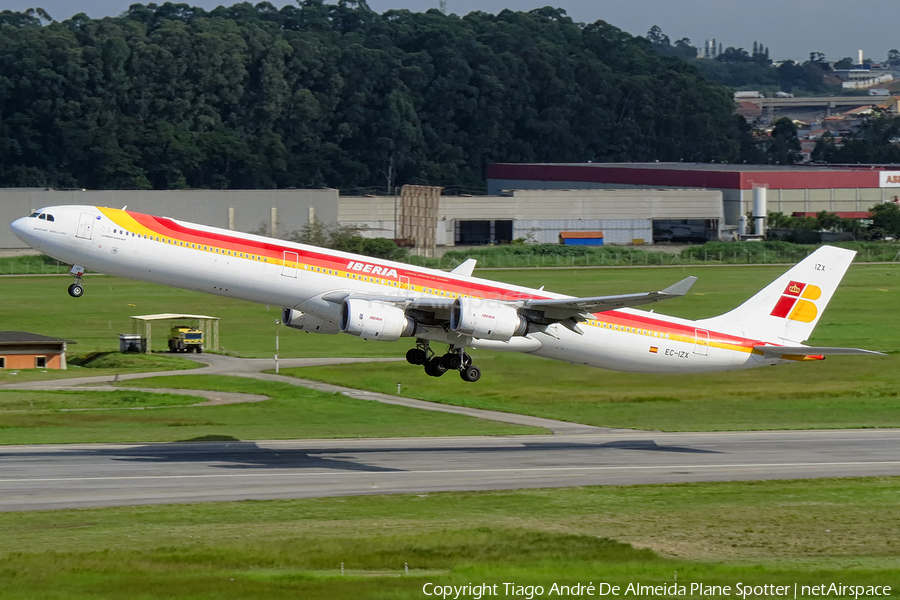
xmin=487 ymin=162 xmax=900 ymax=229
xmin=3 ymin=185 xmax=723 ymax=251
xmin=339 ymin=188 xmax=724 ymax=246
xmin=0 ymin=188 xmax=337 ymax=251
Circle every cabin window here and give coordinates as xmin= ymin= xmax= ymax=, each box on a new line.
xmin=35 ymin=356 xmax=47 ymax=368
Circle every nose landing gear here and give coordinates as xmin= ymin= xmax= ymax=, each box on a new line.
xmin=67 ymin=265 xmax=85 ymax=298
xmin=405 ymin=340 xmax=481 ymax=382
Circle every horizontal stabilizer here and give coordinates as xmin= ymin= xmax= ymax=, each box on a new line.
xmin=753 ymin=345 xmax=886 ymax=357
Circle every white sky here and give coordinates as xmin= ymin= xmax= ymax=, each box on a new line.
xmin=6 ymin=0 xmax=898 ymax=63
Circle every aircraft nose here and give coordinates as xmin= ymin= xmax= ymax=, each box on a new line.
xmin=10 ymin=217 xmax=34 ymax=245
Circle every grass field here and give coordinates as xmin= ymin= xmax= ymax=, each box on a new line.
xmin=1 ymin=267 xmax=898 ymax=597
xmin=0 ymin=478 xmax=896 ymax=599
xmin=281 ymin=263 xmax=900 ymax=431
xmin=2 ymin=263 xmax=897 ymax=357
xmin=0 ymin=375 xmax=539 ymax=444
xmin=0 ymin=352 xmax=200 ymax=386
xmin=2 ymin=264 xmax=898 ymax=433
xmin=0 ymin=274 xmax=405 ymax=358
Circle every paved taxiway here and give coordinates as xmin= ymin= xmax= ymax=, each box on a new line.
xmin=3 ymin=429 xmax=900 ymax=511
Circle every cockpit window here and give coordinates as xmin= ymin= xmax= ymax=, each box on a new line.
xmin=46 ymin=214 xmax=54 ymax=222
xmin=39 ymin=213 xmax=46 ymax=220
xmin=29 ymin=212 xmax=40 ymax=218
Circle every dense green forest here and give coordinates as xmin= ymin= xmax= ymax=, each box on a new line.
xmin=0 ymin=2 xmax=744 ymax=191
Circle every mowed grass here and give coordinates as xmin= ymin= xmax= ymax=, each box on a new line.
xmin=0 ymin=353 xmax=198 ymax=384
xmin=0 ymin=274 xmax=405 ymax=358
xmin=284 ymin=264 xmax=900 ymax=431
xmin=0 ymin=478 xmax=897 ymax=599
xmin=2 ymin=263 xmax=895 ymax=357
xmin=286 ymin=354 xmax=900 ymax=431
xmin=0 ymin=389 xmax=204 ymax=411
xmin=0 ymin=375 xmax=539 ymax=444
xmin=3 ymin=264 xmax=898 ymax=432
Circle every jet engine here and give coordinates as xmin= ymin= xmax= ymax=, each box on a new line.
xmin=340 ymin=299 xmax=416 ymax=341
xmin=450 ymin=297 xmax=527 ymax=341
xmin=282 ymin=308 xmax=341 ymax=334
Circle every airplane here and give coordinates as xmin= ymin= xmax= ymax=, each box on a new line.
xmin=10 ymin=205 xmax=883 ymax=382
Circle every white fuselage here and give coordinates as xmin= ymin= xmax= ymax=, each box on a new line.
xmin=11 ymin=205 xmax=790 ymax=374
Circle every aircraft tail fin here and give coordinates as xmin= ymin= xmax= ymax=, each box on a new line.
xmin=696 ymin=245 xmax=856 ymax=344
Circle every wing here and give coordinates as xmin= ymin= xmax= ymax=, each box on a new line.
xmin=521 ymin=276 xmax=697 ymax=317
xmin=323 ymin=276 xmax=696 ymax=334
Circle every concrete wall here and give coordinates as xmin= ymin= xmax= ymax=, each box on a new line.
xmin=1 ymin=188 xmax=339 ymax=250
xmin=340 ymin=188 xmax=722 ymax=246
xmin=492 ymin=177 xmax=899 ymax=227
xmin=514 ymin=219 xmax=652 ymax=245
xmin=739 ymin=186 xmax=894 ymax=217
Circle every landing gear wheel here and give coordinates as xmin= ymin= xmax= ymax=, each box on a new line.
xmin=406 ymin=348 xmax=427 ymax=365
xmin=442 ymin=353 xmax=463 ymax=370
xmin=67 ymin=283 xmax=84 ymax=298
xmin=425 ymin=356 xmax=448 ymax=377
xmin=460 ymin=365 xmax=481 ymax=382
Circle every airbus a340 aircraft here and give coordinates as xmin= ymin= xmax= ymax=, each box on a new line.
xmin=10 ymin=205 xmax=882 ymax=382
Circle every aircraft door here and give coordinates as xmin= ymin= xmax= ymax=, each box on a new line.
xmin=76 ymin=213 xmax=96 ymax=240
xmin=282 ymin=251 xmax=299 ymax=277
xmin=693 ymin=329 xmax=710 ymax=356
xmin=400 ymin=275 xmax=410 ymax=292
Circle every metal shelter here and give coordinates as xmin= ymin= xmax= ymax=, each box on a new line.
xmin=130 ymin=314 xmax=220 ymax=354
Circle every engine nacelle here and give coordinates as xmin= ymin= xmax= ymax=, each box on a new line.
xmin=450 ymin=297 xmax=527 ymax=341
xmin=340 ymin=299 xmax=416 ymax=341
xmin=282 ymin=308 xmax=341 ymax=334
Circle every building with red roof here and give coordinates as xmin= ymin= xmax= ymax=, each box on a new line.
xmin=487 ymin=162 xmax=900 ymax=230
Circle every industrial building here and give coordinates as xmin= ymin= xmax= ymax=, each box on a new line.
xmin=2 ymin=185 xmax=723 ymax=251
xmin=0 ymin=188 xmax=337 ymax=251
xmin=4 ymin=161 xmax=899 ymax=253
xmin=339 ymin=188 xmax=723 ymax=245
xmin=487 ymin=162 xmax=900 ymax=233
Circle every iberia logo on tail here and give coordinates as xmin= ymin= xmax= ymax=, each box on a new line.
xmin=770 ymin=280 xmax=822 ymax=323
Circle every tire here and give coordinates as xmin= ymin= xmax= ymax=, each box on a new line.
xmin=406 ymin=348 xmax=426 ymax=365
xmin=196 ymin=347 xmax=203 ymax=354
xmin=443 ymin=353 xmax=462 ymax=370
xmin=460 ymin=365 xmax=481 ymax=382
xmin=426 ymin=356 xmax=447 ymax=377
xmin=67 ymin=283 xmax=84 ymax=298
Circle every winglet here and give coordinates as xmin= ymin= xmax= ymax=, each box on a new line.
xmin=661 ymin=276 xmax=697 ymax=297
xmin=450 ymin=258 xmax=477 ymax=277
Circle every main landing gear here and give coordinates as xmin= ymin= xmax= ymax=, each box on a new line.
xmin=67 ymin=265 xmax=85 ymax=298
xmin=405 ymin=340 xmax=481 ymax=382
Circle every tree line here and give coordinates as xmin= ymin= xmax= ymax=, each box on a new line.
xmin=646 ymin=26 xmax=900 ymax=96
xmin=0 ymin=2 xmax=746 ymax=191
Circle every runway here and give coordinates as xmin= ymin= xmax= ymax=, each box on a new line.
xmin=3 ymin=429 xmax=900 ymax=511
